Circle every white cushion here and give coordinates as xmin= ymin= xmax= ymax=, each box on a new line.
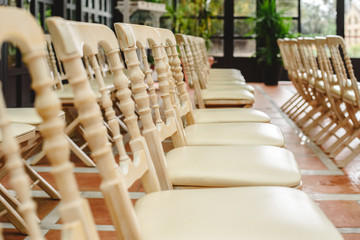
xmin=166 ymin=145 xmax=300 ymax=187
xmin=55 ymin=78 xmax=114 ymax=102
xmin=206 ymin=83 xmax=255 ymax=93
xmin=0 ymin=123 xmax=36 ymax=142
xmin=6 ymin=108 xmax=65 ymax=125
xmin=201 ymin=89 xmax=254 ymax=101
xmin=209 ymin=68 xmax=241 ymax=74
xmin=135 ymin=187 xmax=343 ymax=240
xmin=193 ymin=108 xmax=271 ymax=123
xmin=208 ymin=75 xmax=245 ymax=82
xmin=185 ymin=123 xmax=285 ymax=147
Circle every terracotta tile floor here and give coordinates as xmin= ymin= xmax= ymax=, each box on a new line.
xmin=1 ymin=82 xmax=360 ymax=239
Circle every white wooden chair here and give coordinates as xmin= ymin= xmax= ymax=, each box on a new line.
xmin=112 ymin=23 xmax=301 ymax=191
xmin=128 ymin=27 xmax=286 ymax=148
xmin=295 ymin=37 xmax=334 ymax=139
xmin=325 ymin=35 xmax=360 ymax=167
xmin=49 ymin=18 xmax=343 ymax=240
xmin=192 ymin=36 xmax=247 ymax=81
xmin=156 ymin=31 xmax=272 ymax=124
xmin=0 ymin=7 xmax=99 ymax=239
xmin=176 ymin=34 xmax=255 ymax=108
xmin=188 ymin=35 xmax=252 ymax=91
xmin=314 ymin=37 xmax=354 ymax=157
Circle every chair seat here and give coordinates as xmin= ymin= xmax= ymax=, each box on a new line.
xmin=55 ymin=79 xmax=114 ymax=103
xmin=166 ymin=145 xmax=300 ymax=187
xmin=193 ymin=108 xmax=271 ymax=123
xmin=201 ymin=89 xmax=254 ymax=101
xmin=206 ymin=83 xmax=255 ymax=93
xmin=209 ymin=68 xmax=241 ymax=74
xmin=185 ymin=123 xmax=285 ymax=147
xmin=208 ymin=75 xmax=245 ymax=82
xmin=0 ymin=123 xmax=36 ymax=142
xmin=135 ymin=187 xmax=342 ymax=240
xmin=6 ymin=108 xmax=65 ymax=125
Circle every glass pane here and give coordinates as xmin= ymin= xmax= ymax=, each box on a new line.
xmin=211 ymin=19 xmax=224 ymax=37
xmin=234 ymin=0 xmax=256 ymax=17
xmin=233 ymin=39 xmax=255 ymax=57
xmin=345 ymin=0 xmax=360 ymax=57
xmin=209 ymin=0 xmax=224 ymax=16
xmin=209 ymin=38 xmax=224 ymax=57
xmin=8 ymin=0 xmax=16 ymax=6
xmin=234 ymin=19 xmax=255 ymax=37
xmin=283 ymin=19 xmax=298 ymax=33
xmin=44 ymin=4 xmax=52 ymax=31
xmin=301 ymin=0 xmax=336 ymax=37
xmin=276 ymin=0 xmax=298 ymax=17
xmin=23 ymin=0 xmax=30 ymax=11
xmin=160 ymin=17 xmax=172 ymax=29
xmin=7 ymin=44 xmax=17 ymax=68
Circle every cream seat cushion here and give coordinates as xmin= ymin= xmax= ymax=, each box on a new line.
xmin=201 ymin=89 xmax=254 ymax=101
xmin=185 ymin=123 xmax=285 ymax=147
xmin=135 ymin=187 xmax=343 ymax=240
xmin=6 ymin=108 xmax=65 ymax=125
xmin=193 ymin=108 xmax=271 ymax=123
xmin=209 ymin=68 xmax=241 ymax=74
xmin=208 ymin=75 xmax=245 ymax=82
xmin=166 ymin=146 xmax=300 ymax=187
xmin=55 ymin=78 xmax=115 ymax=103
xmin=206 ymin=83 xmax=255 ymax=93
xmin=0 ymin=123 xmax=36 ymax=142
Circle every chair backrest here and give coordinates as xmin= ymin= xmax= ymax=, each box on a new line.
xmin=279 ymin=39 xmax=307 ymax=99
xmin=156 ymin=29 xmax=196 ymax=125
xmin=45 ymin=34 xmax=65 ymax=89
xmin=326 ymin=35 xmax=360 ymax=107
xmin=302 ymin=38 xmax=323 ymax=86
xmin=47 ymin=17 xmax=161 ymax=239
xmin=0 ymin=84 xmax=41 ymax=239
xmin=187 ymin=36 xmax=208 ymax=89
xmin=114 ymin=23 xmax=190 ymax=191
xmin=0 ymin=7 xmax=97 ymax=240
xmin=175 ymin=34 xmax=206 ymax=108
xmin=315 ymin=37 xmax=347 ymax=121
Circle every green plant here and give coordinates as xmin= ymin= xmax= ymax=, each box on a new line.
xmin=247 ymin=0 xmax=296 ymax=66
xmin=165 ymin=0 xmax=213 ymax=49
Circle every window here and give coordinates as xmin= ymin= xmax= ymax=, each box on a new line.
xmin=345 ymin=0 xmax=360 ymax=57
xmin=208 ymin=0 xmax=225 ymax=57
xmin=233 ymin=0 xmax=256 ymax=57
xmin=301 ymin=0 xmax=336 ymax=37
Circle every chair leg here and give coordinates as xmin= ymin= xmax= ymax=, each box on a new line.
xmin=0 ymin=194 xmax=28 ymax=234
xmin=311 ymin=116 xmax=335 ymax=142
xmin=297 ymin=105 xmax=322 ymax=127
xmin=288 ymin=99 xmax=308 ymax=118
xmin=67 ymin=136 xmax=96 ymax=167
xmin=24 ymin=163 xmax=61 ymax=199
xmin=329 ymin=128 xmax=360 ymax=158
xmin=302 ymin=109 xmax=328 ymax=134
xmin=281 ymin=93 xmax=300 ymax=111
xmin=337 ymin=143 xmax=360 ymax=168
xmin=283 ymin=96 xmax=304 ymax=115
xmin=316 ymin=119 xmax=347 ymax=145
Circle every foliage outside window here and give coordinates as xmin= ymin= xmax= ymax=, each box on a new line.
xmin=165 ymin=0 xmax=214 ymax=48
xmin=301 ymin=0 xmax=336 ymax=37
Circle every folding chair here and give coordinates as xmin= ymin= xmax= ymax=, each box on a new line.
xmin=0 ymin=7 xmax=99 ymax=239
xmin=49 ymin=18 xmax=342 ymax=240
xmin=176 ymin=34 xmax=255 ymax=108
xmin=111 ymin=23 xmax=301 ymax=191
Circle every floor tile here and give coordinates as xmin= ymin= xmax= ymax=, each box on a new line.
xmin=342 ymin=233 xmax=360 ymax=240
xmin=318 ymin=201 xmax=360 ymax=227
xmin=302 ymin=175 xmax=360 ymax=194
